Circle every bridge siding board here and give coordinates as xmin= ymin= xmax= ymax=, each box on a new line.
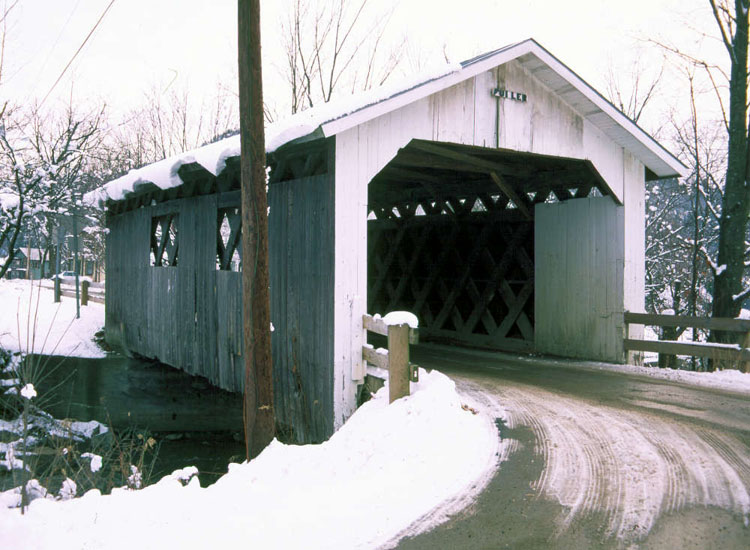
xmin=269 ymin=172 xmax=335 ymax=443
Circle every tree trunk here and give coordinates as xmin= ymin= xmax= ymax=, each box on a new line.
xmin=711 ymin=1 xmax=749 ymax=351
xmin=238 ymin=0 xmax=275 ymax=459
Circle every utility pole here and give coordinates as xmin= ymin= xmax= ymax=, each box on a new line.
xmin=238 ymin=0 xmax=274 ymax=459
xmin=54 ymin=226 xmax=64 ymax=303
xmin=73 ymin=194 xmax=80 ymax=319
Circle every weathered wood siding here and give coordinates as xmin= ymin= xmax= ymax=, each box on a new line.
xmin=106 ymin=172 xmax=335 ymax=442
xmin=534 ymin=197 xmax=625 ymax=362
xmin=269 ymin=173 xmax=335 ymax=443
xmin=105 ymin=191 xmax=244 ymax=393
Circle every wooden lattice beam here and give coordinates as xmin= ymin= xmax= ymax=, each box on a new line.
xmin=489 ymin=172 xmax=533 ymax=220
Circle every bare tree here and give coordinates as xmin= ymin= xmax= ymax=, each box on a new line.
xmin=605 ymin=56 xmax=665 ymax=126
xmin=0 ymin=103 xmax=104 ymax=279
xmin=709 ymin=0 xmax=750 ymax=337
xmin=280 ymin=0 xmax=404 ymax=114
xmin=112 ymin=79 xmax=239 ymax=167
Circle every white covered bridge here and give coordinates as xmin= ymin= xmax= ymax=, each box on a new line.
xmin=89 ymin=39 xmax=687 ymax=443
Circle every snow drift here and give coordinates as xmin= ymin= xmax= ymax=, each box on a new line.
xmin=0 ymin=369 xmax=501 ymax=550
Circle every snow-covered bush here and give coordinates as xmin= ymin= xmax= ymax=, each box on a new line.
xmin=1 ymin=347 xmax=161 ymax=511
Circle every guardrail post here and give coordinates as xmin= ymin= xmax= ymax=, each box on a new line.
xmin=742 ymin=331 xmax=750 ymax=374
xmin=54 ymin=278 xmax=61 ymax=303
xmin=81 ymin=280 xmax=89 ymax=306
xmin=388 ymin=323 xmax=410 ymax=404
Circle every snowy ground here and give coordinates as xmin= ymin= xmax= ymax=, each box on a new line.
xmin=0 ymin=279 xmax=105 ymax=358
xmin=0 ymin=370 xmax=502 ymax=550
xmin=515 ymin=352 xmax=750 ymax=395
xmin=414 ymin=345 xmax=750 ymax=545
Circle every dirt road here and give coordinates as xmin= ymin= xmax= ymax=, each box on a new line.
xmin=394 ymin=345 xmax=750 ymax=549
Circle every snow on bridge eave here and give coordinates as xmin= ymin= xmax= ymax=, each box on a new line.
xmin=319 ymin=38 xmax=688 ymax=181
xmin=86 ymin=38 xmax=687 ymax=209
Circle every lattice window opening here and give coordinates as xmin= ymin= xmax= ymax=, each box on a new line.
xmin=216 ymin=207 xmax=242 ymax=271
xmin=150 ymin=214 xmax=179 ymax=267
xmin=470 ymin=198 xmax=488 ymax=213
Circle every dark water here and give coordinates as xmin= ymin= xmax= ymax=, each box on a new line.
xmin=30 ymin=354 xmax=247 ymax=486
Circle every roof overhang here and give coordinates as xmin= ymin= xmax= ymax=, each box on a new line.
xmin=319 ymin=39 xmax=687 ymax=180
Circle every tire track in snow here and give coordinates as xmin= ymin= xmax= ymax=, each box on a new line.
xmin=459 ymin=380 xmax=750 ymax=542
xmin=383 ymin=380 xmax=514 ymax=548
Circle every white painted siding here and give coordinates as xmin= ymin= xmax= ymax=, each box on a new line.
xmin=535 ymin=197 xmax=625 ymax=362
xmin=622 ymin=150 xmax=646 ymax=363
xmin=332 ymin=60 xmax=646 ymax=423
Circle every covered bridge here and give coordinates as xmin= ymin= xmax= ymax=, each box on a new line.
xmin=88 ymin=39 xmax=687 ymax=443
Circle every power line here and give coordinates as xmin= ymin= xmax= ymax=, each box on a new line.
xmin=35 ymin=0 xmax=83 ymax=88
xmin=39 ymin=0 xmax=116 ymax=108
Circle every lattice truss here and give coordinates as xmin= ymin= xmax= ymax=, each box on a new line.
xmin=217 ymin=206 xmax=242 ymax=271
xmin=150 ymin=214 xmax=179 ymax=267
xmin=368 ymin=208 xmax=534 ymax=345
xmin=366 ymin=139 xmax=616 ymax=349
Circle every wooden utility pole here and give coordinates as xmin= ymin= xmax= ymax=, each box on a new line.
xmin=238 ymin=0 xmax=275 ymax=459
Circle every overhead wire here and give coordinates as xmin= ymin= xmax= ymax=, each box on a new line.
xmin=34 ymin=0 xmax=83 ymax=90
xmin=39 ymin=0 xmax=116 ymax=108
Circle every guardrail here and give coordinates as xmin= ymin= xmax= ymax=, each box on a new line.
xmin=40 ymin=279 xmax=105 ymax=305
xmin=624 ymin=311 xmax=750 ymax=372
xmin=362 ymin=314 xmax=420 ymax=403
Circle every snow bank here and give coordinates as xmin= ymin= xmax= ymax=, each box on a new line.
xmin=0 ymin=369 xmax=499 ymax=550
xmin=0 ymin=280 xmax=105 ymax=358
xmin=506 ymin=349 xmax=750 ymax=395
xmin=84 ymin=60 xmax=460 ymax=207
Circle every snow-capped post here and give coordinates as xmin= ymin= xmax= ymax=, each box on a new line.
xmin=362 ymin=313 xmax=420 ymax=403
xmin=238 ymin=0 xmax=275 ymax=459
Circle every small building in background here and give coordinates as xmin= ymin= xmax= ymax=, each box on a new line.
xmin=88 ymin=39 xmax=687 ymax=443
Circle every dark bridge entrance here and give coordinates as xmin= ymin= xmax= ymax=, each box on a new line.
xmin=367 ymin=139 xmax=615 ymax=353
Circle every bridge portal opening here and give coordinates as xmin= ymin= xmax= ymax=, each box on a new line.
xmin=366 ymin=139 xmax=615 ymax=353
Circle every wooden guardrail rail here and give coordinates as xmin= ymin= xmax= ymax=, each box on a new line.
xmin=624 ymin=311 xmax=750 ymax=372
xmin=362 ymin=314 xmax=420 ymax=403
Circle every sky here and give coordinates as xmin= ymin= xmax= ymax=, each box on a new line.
xmin=0 ymin=0 xmax=726 ymax=136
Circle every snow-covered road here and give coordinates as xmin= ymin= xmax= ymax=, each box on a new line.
xmin=398 ymin=346 xmax=750 ymax=549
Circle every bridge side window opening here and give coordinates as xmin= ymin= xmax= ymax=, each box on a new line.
xmin=216 ymin=206 xmax=242 ymax=271
xmin=150 ymin=213 xmax=179 ymax=267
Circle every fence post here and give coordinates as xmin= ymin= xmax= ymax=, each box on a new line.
xmin=81 ymin=280 xmax=89 ymax=306
xmin=54 ymin=278 xmax=61 ymax=303
xmin=388 ymin=323 xmax=410 ymax=403
xmin=741 ymin=331 xmax=750 ymax=374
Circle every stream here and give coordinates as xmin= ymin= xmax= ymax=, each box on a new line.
xmin=30 ymin=354 xmax=246 ymax=487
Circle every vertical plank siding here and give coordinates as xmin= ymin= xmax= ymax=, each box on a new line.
xmin=269 ymin=172 xmax=335 ymax=443
xmin=534 ymin=196 xmax=625 ymax=362
xmin=105 ymin=192 xmax=244 ymax=394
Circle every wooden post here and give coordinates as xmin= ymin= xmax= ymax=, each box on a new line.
xmin=388 ymin=323 xmax=410 ymax=403
xmin=54 ymin=278 xmax=61 ymax=303
xmin=741 ymin=331 xmax=750 ymax=374
xmin=81 ymin=280 xmax=89 ymax=306
xmin=239 ymin=0 xmax=274 ymax=459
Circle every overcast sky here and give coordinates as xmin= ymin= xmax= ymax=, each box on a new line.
xmin=0 ymin=0 xmax=724 ymax=134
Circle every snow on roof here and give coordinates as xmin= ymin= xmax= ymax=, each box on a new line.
xmin=16 ymin=247 xmax=44 ymax=261
xmin=86 ymin=38 xmax=685 ymax=208
xmin=85 ymin=58 xmax=459 ymax=208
